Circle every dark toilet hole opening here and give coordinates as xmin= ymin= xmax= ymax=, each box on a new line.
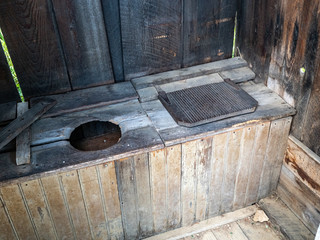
xmin=69 ymin=121 xmax=121 ymax=151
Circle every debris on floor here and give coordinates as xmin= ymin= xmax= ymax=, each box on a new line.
xmin=253 ymin=210 xmax=269 ymax=222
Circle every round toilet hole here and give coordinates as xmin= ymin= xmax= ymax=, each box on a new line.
xmin=69 ymin=121 xmax=121 ymax=151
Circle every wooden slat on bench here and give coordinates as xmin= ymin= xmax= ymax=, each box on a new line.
xmin=0 ymin=99 xmax=56 ymax=150
xmin=132 ymin=57 xmax=247 ymax=90
xmin=30 ymin=82 xmax=138 ymax=118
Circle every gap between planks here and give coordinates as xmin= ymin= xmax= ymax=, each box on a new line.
xmin=145 ymin=205 xmax=257 ymax=240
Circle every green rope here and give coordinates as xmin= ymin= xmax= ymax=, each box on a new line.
xmin=0 ymin=27 xmax=25 ymax=102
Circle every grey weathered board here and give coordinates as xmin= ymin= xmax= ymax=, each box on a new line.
xmin=259 ymin=196 xmax=315 ymax=240
xmin=15 ymin=102 xmax=31 ymax=165
xmin=30 ymin=82 xmax=137 ymax=118
xmin=120 ymin=0 xmax=182 ymax=79
xmin=0 ymin=99 xmax=56 ymax=150
xmin=101 ymin=0 xmax=124 ymax=82
xmin=51 ymin=0 xmax=114 ymax=89
xmin=142 ymin=82 xmax=296 ymax=146
xmin=0 ymin=0 xmax=71 ymax=99
xmin=0 ymin=102 xmax=16 ymax=124
xmin=183 ymin=0 xmax=237 ymax=67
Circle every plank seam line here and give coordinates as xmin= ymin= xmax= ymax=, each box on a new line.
xmin=18 ymin=184 xmax=40 ymax=240
xmin=77 ymin=170 xmax=95 ymax=240
xmin=194 ymin=141 xmax=198 ymax=223
xmin=220 ymin=132 xmax=231 ymax=213
xmin=205 ymin=136 xmax=213 ymax=219
xmin=131 ymin=157 xmax=140 ymax=236
xmin=38 ymin=179 xmax=59 ymax=240
xmin=148 ymin=153 xmax=156 ymax=232
xmin=58 ymin=175 xmax=77 ymax=240
xmin=0 ymin=191 xmax=20 ymax=240
xmin=257 ymin=120 xmax=273 ymax=199
xmin=165 ymin=148 xmax=169 ymax=229
xmin=115 ymin=161 xmax=127 ymax=238
xmin=179 ymin=144 xmax=183 ymax=227
xmin=236 ymin=221 xmax=250 ymax=239
xmin=95 ymin=166 xmax=112 ymax=240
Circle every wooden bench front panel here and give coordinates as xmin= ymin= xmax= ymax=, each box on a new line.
xmin=0 ymin=118 xmax=291 ymax=239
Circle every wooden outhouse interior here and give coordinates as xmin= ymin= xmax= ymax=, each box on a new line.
xmin=0 ymin=0 xmax=319 ymax=239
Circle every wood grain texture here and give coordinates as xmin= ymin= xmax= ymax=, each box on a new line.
xmin=78 ymin=166 xmax=109 ymax=240
xmin=134 ymin=154 xmax=154 ymax=237
xmin=59 ymin=170 xmax=91 ymax=239
xmin=245 ymin=122 xmax=270 ymax=205
xmin=51 ymin=0 xmax=114 ymax=89
xmin=120 ymin=0 xmax=182 ymax=79
xmin=166 ymin=144 xmax=181 ymax=229
xmin=208 ymin=133 xmax=229 ymax=217
xmin=98 ymin=162 xmax=124 ymax=239
xmin=0 ymin=194 xmax=17 ymax=240
xmin=20 ymin=180 xmax=57 ymax=239
xmin=181 ymin=140 xmax=197 ymax=226
xmin=149 ymin=149 xmax=167 ymax=233
xmin=183 ymin=0 xmax=237 ymax=67
xmin=220 ymin=129 xmax=242 ymax=213
xmin=0 ymin=102 xmax=16 ymax=125
xmin=233 ymin=126 xmax=256 ymax=210
xmin=0 ymin=0 xmax=71 ymax=99
xmin=212 ymin=222 xmax=249 ymax=240
xmin=0 ymin=184 xmax=37 ymax=239
xmin=278 ymin=164 xmax=320 ymax=234
xmin=195 ymin=138 xmax=212 ymax=222
xmin=0 ymin=46 xmax=19 ymax=103
xmin=259 ymin=118 xmax=291 ymax=199
xmin=40 ymin=175 xmax=74 ymax=240
xmin=16 ymin=102 xmax=30 ymax=165
xmin=116 ymin=158 xmax=139 ymax=239
xmin=101 ymin=0 xmax=124 ymax=82
xmin=0 ymin=99 xmax=56 ymax=150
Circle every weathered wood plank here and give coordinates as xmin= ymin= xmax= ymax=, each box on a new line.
xmin=212 ymin=222 xmax=249 ymax=240
xmin=132 ymin=57 xmax=247 ymax=90
xmin=195 ymin=138 xmax=212 ymax=222
xmin=0 ymin=0 xmax=71 ymax=99
xmin=219 ymin=67 xmax=255 ymax=83
xmin=20 ymin=180 xmax=57 ymax=239
xmin=0 ymin=195 xmax=17 ymax=240
xmin=0 ymin=185 xmax=37 ymax=239
xmin=120 ymin=0 xmax=182 ymax=80
xmin=184 ymin=231 xmax=218 ymax=240
xmin=30 ymin=82 xmax=137 ymax=118
xmin=116 ymin=157 xmax=139 ymax=239
xmin=40 ymin=175 xmax=74 ymax=240
xmin=146 ymin=205 xmax=257 ymax=240
xmin=208 ymin=133 xmax=229 ymax=217
xmin=183 ymin=0 xmax=237 ymax=67
xmin=101 ymin=0 xmax=124 ymax=82
xmin=16 ymin=102 xmax=30 ymax=165
xmin=285 ymin=135 xmax=320 ymax=197
xmin=259 ymin=195 xmax=315 ymax=240
xmin=181 ymin=140 xmax=197 ymax=226
xmin=60 ymin=170 xmax=91 ymax=239
xmin=0 ymin=99 xmax=56 ymax=150
xmin=277 ymin=165 xmax=320 ymax=234
xmin=0 ymin=102 xmax=16 ymax=124
xmin=78 ymin=166 xmax=109 ymax=240
xmin=134 ymin=154 xmax=154 ymax=237
xmin=0 ymin=46 xmax=19 ymax=104
xmin=245 ymin=122 xmax=270 ymax=205
xmin=233 ymin=126 xmax=256 ymax=210
xmin=149 ymin=149 xmax=167 ymax=233
xmin=51 ymin=0 xmax=114 ymax=89
xmin=166 ymin=144 xmax=181 ymax=229
xmin=97 ymin=161 xmax=124 ymax=239
xmin=259 ymin=118 xmax=291 ymax=199
xmin=220 ymin=129 xmax=243 ymax=213
xmin=150 ymin=82 xmax=295 ymax=146
xmin=237 ymin=217 xmax=284 ymax=240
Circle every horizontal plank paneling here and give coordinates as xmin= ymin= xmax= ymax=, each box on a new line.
xmin=0 ymin=0 xmax=71 ymax=99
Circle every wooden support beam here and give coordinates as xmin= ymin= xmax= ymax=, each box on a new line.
xmin=15 ymin=102 xmax=31 ymax=165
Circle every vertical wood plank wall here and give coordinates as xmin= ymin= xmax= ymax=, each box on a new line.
xmin=0 ymin=0 xmax=237 ymax=103
xmin=0 ymin=117 xmax=291 ymax=239
xmin=238 ymin=0 xmax=320 ymax=156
